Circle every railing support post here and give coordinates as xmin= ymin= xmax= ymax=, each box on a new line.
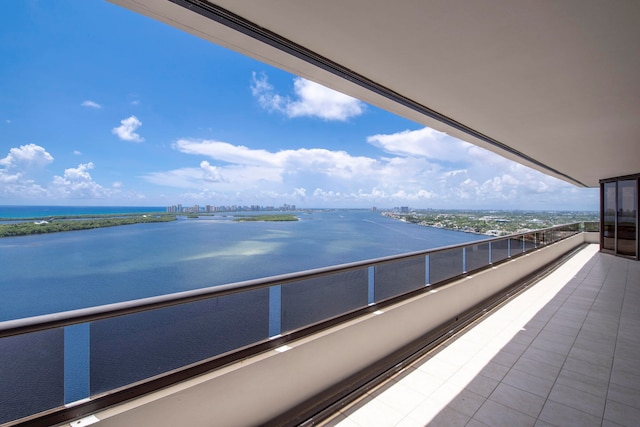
xmin=462 ymin=248 xmax=467 ymax=273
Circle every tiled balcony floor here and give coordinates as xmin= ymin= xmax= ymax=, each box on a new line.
xmin=322 ymin=245 xmax=640 ymax=427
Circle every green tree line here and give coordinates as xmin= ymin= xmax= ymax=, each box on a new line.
xmin=0 ymin=215 xmax=177 ymax=238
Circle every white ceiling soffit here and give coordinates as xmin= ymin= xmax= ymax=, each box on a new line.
xmin=110 ymin=0 xmax=640 ymax=187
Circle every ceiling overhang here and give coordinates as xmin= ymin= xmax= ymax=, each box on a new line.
xmin=109 ymin=0 xmax=640 ymax=187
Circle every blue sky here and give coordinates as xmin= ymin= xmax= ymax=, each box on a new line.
xmin=0 ymin=1 xmax=598 ymax=210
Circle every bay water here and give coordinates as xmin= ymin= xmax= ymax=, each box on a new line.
xmin=0 ymin=207 xmax=489 ymax=422
xmin=0 ymin=208 xmax=486 ymax=321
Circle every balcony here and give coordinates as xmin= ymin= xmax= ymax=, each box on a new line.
xmin=2 ymin=224 xmax=622 ymax=427
xmin=322 ymin=245 xmax=640 ymax=426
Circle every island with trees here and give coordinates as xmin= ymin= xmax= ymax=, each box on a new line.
xmin=0 ymin=214 xmax=177 ymax=238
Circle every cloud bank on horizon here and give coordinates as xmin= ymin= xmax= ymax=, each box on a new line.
xmin=0 ymin=1 xmax=598 ymax=210
xmin=0 ymin=73 xmax=597 ymax=210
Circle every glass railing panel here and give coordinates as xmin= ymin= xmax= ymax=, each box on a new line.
xmin=523 ymin=233 xmax=536 ymax=252
xmin=544 ymin=229 xmax=555 ymax=244
xmin=90 ymin=289 xmax=269 ymax=395
xmin=509 ymin=237 xmax=524 ymax=256
xmin=429 ymin=248 xmax=463 ymax=284
xmin=584 ymin=221 xmax=600 ymax=232
xmin=0 ymin=329 xmax=64 ymax=425
xmin=375 ymin=256 xmax=426 ymax=300
xmin=281 ymin=269 xmax=368 ymax=332
xmin=464 ymin=243 xmax=491 ymax=273
xmin=490 ymin=239 xmax=509 ymax=263
xmin=557 ymin=223 xmax=579 ymax=240
xmin=535 ymin=231 xmax=547 ymax=247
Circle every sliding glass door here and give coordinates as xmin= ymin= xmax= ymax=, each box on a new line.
xmin=617 ymin=180 xmax=637 ymax=257
xmin=601 ymin=176 xmax=638 ymax=259
xmin=602 ymin=182 xmax=616 ymax=251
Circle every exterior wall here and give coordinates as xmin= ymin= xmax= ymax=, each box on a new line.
xmin=585 ymin=231 xmax=600 ymax=244
xmin=93 ymin=234 xmax=590 ymax=427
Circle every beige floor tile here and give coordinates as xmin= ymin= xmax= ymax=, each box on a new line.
xmin=443 ymin=388 xmax=485 ymax=417
xmin=538 ymin=399 xmax=601 ymax=427
xmin=547 ymin=383 xmax=605 ymax=418
xmin=488 ymin=383 xmax=546 ymax=418
xmin=604 ymin=399 xmax=640 ymax=427
xmin=394 ymin=367 xmax=444 ymax=397
xmin=370 ymin=381 xmax=427 ymax=416
xmin=555 ymin=368 xmax=609 ymax=398
xmin=473 ymin=399 xmax=536 ymax=427
xmin=425 ymin=406 xmax=469 ymax=427
xmin=501 ymin=366 xmax=555 ymax=398
xmin=342 ymin=396 xmax=406 ymax=427
xmin=606 ymin=382 xmax=640 ymax=409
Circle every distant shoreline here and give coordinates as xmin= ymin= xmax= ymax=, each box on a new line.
xmin=0 ymin=214 xmax=177 ymax=238
xmin=382 ymin=210 xmax=599 ymax=236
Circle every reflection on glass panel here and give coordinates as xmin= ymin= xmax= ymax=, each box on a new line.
xmin=535 ymin=231 xmax=547 ymax=247
xmin=90 ymin=289 xmax=269 ymax=394
xmin=491 ymin=239 xmax=509 ymax=263
xmin=523 ymin=233 xmax=536 ymax=252
xmin=375 ymin=256 xmax=425 ymax=301
xmin=509 ymin=237 xmax=524 ymax=256
xmin=544 ymin=230 xmax=555 ymax=244
xmin=465 ymin=243 xmax=490 ymax=273
xmin=0 ymin=329 xmax=64 ymax=424
xmin=429 ymin=248 xmax=463 ymax=284
xmin=617 ymin=180 xmax=637 ymax=257
xmin=281 ymin=269 xmax=368 ymax=332
xmin=603 ymin=182 xmax=616 ymax=251
xmin=584 ymin=222 xmax=600 ymax=232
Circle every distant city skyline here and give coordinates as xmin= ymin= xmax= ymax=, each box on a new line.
xmin=0 ymin=1 xmax=599 ymax=211
xmin=166 ymin=203 xmax=297 ymax=214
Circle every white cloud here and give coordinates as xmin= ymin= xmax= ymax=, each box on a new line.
xmin=73 ymin=150 xmax=82 ymax=156
xmin=81 ymin=100 xmax=102 ymax=109
xmin=0 ymin=144 xmax=53 ymax=198
xmin=144 ymin=138 xmax=442 ymax=207
xmin=0 ymin=145 xmax=150 ymax=203
xmin=50 ymin=162 xmax=111 ymax=199
xmin=367 ymin=127 xmax=472 ymax=162
xmin=200 ymin=161 xmax=225 ymax=183
xmin=142 ymin=129 xmax=598 ymax=210
xmin=112 ymin=115 xmax=144 ymax=142
xmin=251 ymin=72 xmax=365 ymax=121
xmin=0 ymin=143 xmax=54 ymax=168
xmin=172 ymin=138 xmax=379 ymax=180
xmin=176 ymin=140 xmax=277 ymax=167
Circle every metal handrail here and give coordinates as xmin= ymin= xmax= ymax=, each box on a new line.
xmin=0 ymin=222 xmax=584 ymax=339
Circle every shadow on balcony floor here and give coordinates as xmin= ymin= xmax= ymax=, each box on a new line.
xmin=321 ymin=245 xmax=640 ymax=427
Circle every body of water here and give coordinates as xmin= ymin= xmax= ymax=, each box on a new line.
xmin=0 ymin=207 xmax=489 ymax=422
xmin=0 ymin=208 xmax=486 ymax=321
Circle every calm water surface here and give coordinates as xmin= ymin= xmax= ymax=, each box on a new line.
xmin=0 ymin=209 xmax=486 ymax=321
xmin=0 ymin=208 xmax=489 ymax=422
